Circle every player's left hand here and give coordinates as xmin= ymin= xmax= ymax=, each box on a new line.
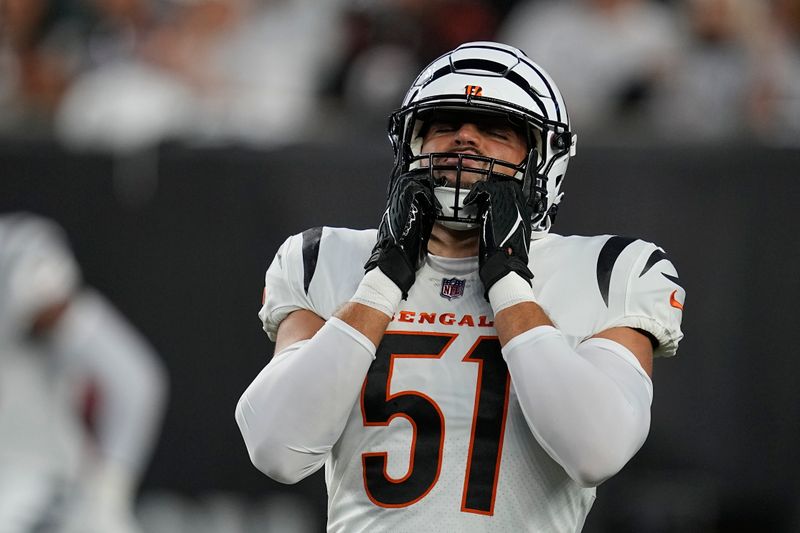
xmin=464 ymin=180 xmax=534 ymax=299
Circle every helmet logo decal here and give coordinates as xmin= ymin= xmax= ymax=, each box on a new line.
xmin=464 ymin=85 xmax=483 ymax=97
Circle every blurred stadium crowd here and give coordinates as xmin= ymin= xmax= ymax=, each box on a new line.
xmin=2 ymin=0 xmax=800 ymax=152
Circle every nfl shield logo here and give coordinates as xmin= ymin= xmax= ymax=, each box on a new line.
xmin=440 ymin=278 xmax=466 ymax=300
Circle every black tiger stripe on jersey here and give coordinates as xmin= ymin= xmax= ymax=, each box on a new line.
xmin=639 ymin=248 xmax=669 ymax=277
xmin=596 ymin=236 xmax=637 ymax=306
xmin=301 ymin=226 xmax=323 ymax=295
xmin=639 ymin=248 xmax=683 ymax=288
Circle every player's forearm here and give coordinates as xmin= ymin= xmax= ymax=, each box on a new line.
xmin=334 ymin=301 xmax=393 ymax=348
xmin=502 ymin=327 xmax=652 ymax=487
xmin=487 ymin=272 xmax=551 ymax=346
xmin=236 ymin=317 xmax=376 ymax=484
xmin=493 ymin=301 xmax=552 ymax=346
xmin=88 ymin=324 xmax=168 ymax=476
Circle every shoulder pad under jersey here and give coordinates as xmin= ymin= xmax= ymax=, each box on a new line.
xmin=259 ymin=227 xmax=377 ymax=341
xmin=593 ymin=236 xmax=685 ymax=357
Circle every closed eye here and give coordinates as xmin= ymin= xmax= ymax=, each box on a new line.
xmin=486 ymin=127 xmax=512 ymax=140
xmin=429 ymin=122 xmax=457 ymax=134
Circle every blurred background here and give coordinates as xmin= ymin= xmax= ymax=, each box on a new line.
xmin=1 ymin=0 xmax=799 ymax=531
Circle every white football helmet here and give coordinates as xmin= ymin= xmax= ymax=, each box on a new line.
xmin=388 ymin=41 xmax=577 ymax=235
xmin=0 ymin=213 xmax=79 ymax=340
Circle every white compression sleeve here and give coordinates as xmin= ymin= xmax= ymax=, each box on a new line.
xmin=235 ymin=316 xmax=376 ymax=484
xmin=503 ymin=326 xmax=653 ymax=487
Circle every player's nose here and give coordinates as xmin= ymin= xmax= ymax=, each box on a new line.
xmin=453 ymin=123 xmax=482 ymax=148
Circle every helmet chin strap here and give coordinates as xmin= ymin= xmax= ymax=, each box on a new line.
xmin=437 ymin=219 xmax=480 ymax=231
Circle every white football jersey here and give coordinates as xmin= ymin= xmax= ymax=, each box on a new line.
xmin=0 ymin=213 xmax=84 ymax=480
xmin=260 ymin=226 xmax=684 ymax=532
xmin=0 ymin=342 xmax=83 ymax=478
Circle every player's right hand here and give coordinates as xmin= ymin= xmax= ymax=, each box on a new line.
xmin=464 ymin=179 xmax=534 ymax=299
xmin=364 ymin=170 xmax=437 ymax=298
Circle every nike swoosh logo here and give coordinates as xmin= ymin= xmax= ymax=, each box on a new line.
xmin=670 ymin=290 xmax=684 ymax=310
xmin=498 ymin=209 xmax=524 ymax=247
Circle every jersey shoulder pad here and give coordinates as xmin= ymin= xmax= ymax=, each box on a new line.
xmin=259 ymin=226 xmax=377 ymax=341
xmin=593 ymin=235 xmax=685 ymax=357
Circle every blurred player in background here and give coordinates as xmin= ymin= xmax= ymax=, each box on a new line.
xmin=237 ymin=41 xmax=684 ymax=531
xmin=0 ymin=212 xmax=168 ymax=533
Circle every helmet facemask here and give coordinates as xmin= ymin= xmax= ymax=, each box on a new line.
xmin=390 ymin=100 xmax=559 ymax=232
xmin=422 ymin=151 xmax=524 ymax=230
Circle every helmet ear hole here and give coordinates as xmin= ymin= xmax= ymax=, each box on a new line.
xmin=550 ymin=132 xmax=570 ymax=151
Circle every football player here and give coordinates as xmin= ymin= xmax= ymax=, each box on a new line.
xmin=0 ymin=213 xmax=168 ymax=533
xmin=236 ymin=41 xmax=684 ymax=532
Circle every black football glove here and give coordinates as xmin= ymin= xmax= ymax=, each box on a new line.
xmin=364 ymin=170 xmax=437 ymax=298
xmin=464 ymin=180 xmax=534 ymax=300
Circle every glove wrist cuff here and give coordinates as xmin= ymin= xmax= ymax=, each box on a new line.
xmin=351 ymin=268 xmax=403 ymax=318
xmin=488 ymin=271 xmax=537 ymax=315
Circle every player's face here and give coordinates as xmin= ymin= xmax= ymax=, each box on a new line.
xmin=419 ymin=112 xmax=527 ymax=187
